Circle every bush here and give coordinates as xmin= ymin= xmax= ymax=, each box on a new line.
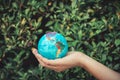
xmin=0 ymin=0 xmax=120 ymax=80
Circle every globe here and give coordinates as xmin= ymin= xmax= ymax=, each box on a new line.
xmin=38 ymin=32 xmax=68 ymax=59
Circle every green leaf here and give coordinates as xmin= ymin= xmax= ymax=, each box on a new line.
xmin=108 ymin=56 xmax=113 ymax=62
xmin=37 ymin=29 xmax=42 ymax=34
xmin=96 ymin=30 xmax=101 ymax=34
xmin=14 ymin=50 xmax=25 ymax=62
xmin=45 ymin=21 xmax=54 ymax=27
xmin=68 ymin=41 xmax=79 ymax=47
xmin=25 ymin=8 xmax=30 ymax=15
xmin=71 ymin=0 xmax=77 ymax=8
xmin=59 ymin=2 xmax=64 ymax=8
xmin=114 ymin=64 xmax=120 ymax=70
xmin=65 ymin=37 xmax=73 ymax=41
xmin=101 ymin=54 xmax=107 ymax=61
xmin=12 ymin=2 xmax=18 ymax=9
xmin=115 ymin=39 xmax=120 ymax=46
xmin=78 ymin=30 xmax=82 ymax=40
xmin=58 ymin=73 xmax=63 ymax=78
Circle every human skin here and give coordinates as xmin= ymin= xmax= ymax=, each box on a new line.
xmin=32 ymin=48 xmax=120 ymax=80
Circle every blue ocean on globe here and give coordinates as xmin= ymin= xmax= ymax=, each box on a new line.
xmin=38 ymin=32 xmax=68 ymax=59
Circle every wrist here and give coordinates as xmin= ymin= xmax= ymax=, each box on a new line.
xmin=77 ymin=52 xmax=88 ymax=68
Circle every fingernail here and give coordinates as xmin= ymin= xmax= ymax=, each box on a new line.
xmin=31 ymin=47 xmax=35 ymax=50
xmin=31 ymin=48 xmax=36 ymax=53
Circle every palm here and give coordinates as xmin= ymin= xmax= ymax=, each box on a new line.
xmin=32 ymin=48 xmax=82 ymax=72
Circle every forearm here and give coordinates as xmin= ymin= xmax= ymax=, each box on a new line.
xmin=79 ymin=53 xmax=120 ymax=80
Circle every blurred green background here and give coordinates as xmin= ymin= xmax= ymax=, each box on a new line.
xmin=0 ymin=0 xmax=120 ymax=80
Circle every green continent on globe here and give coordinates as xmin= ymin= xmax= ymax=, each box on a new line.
xmin=55 ymin=41 xmax=65 ymax=58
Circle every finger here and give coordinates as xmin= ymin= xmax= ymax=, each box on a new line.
xmin=42 ymin=63 xmax=71 ymax=72
xmin=41 ymin=56 xmax=72 ymax=67
xmin=32 ymin=48 xmax=43 ymax=59
xmin=31 ymin=48 xmax=43 ymax=63
xmin=32 ymin=48 xmax=39 ymax=55
xmin=40 ymin=58 xmax=64 ymax=66
xmin=31 ymin=48 xmax=53 ymax=67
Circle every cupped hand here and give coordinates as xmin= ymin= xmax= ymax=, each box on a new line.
xmin=31 ymin=48 xmax=84 ymax=72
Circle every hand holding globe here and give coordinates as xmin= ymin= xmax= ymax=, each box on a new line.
xmin=32 ymin=33 xmax=120 ymax=80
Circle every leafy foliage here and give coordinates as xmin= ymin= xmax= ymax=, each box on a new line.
xmin=0 ymin=0 xmax=120 ymax=80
